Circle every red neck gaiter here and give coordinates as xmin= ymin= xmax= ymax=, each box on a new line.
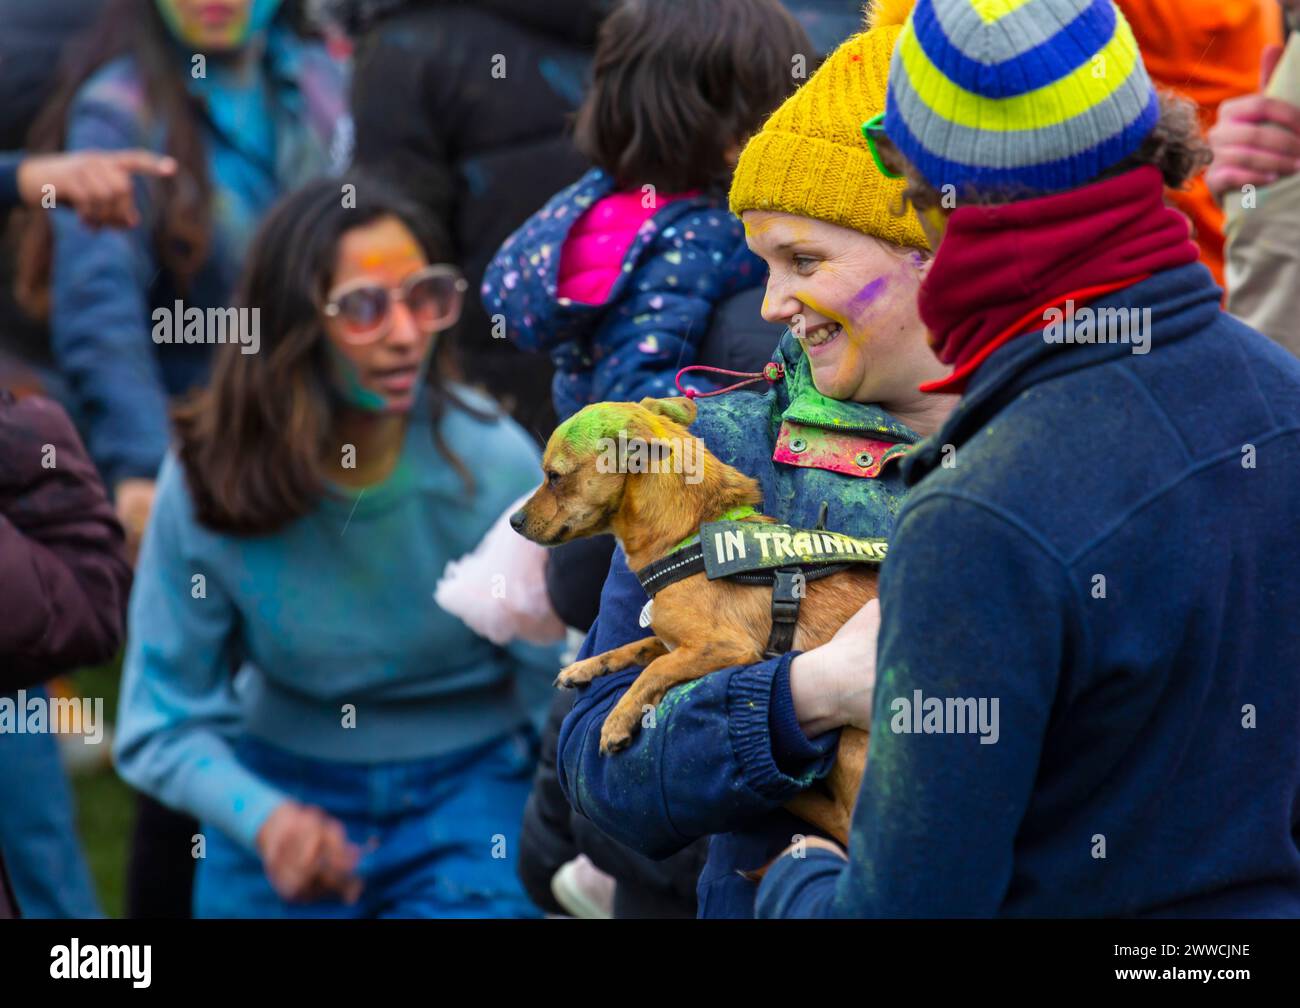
xmin=917 ymin=166 xmax=1200 ymax=396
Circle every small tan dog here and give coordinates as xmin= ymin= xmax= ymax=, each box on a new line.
xmin=511 ymin=396 xmax=872 ymax=844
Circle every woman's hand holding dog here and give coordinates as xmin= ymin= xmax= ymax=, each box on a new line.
xmin=256 ymin=800 xmax=363 ymax=904
xmin=788 ymin=598 xmax=880 ymax=738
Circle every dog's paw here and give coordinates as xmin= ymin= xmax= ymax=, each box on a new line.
xmin=555 ymin=656 xmax=609 ymax=689
xmin=597 ymin=701 xmax=644 ymax=755
xmin=598 ymin=720 xmax=636 ymax=756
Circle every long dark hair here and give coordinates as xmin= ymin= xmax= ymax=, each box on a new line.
xmin=15 ymin=0 xmax=215 ymax=318
xmin=573 ymin=0 xmax=811 ymax=193
xmin=174 ymin=176 xmax=486 ymax=535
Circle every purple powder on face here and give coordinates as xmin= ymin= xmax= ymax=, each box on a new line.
xmin=849 ymin=276 xmax=888 ymax=317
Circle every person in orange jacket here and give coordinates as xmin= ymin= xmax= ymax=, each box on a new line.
xmin=1116 ymin=0 xmax=1283 ymax=287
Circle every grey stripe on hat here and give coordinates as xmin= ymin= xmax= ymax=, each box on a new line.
xmin=930 ymin=0 xmax=1094 ymax=65
xmin=889 ymin=52 xmax=1155 ymax=169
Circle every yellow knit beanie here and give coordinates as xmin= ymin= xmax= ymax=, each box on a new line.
xmin=729 ymin=0 xmax=926 ymax=250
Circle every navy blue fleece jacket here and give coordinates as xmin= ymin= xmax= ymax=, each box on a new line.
xmin=758 ymin=264 xmax=1300 ymax=918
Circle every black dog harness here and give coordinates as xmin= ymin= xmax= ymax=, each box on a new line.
xmin=634 ymin=504 xmax=888 ymax=658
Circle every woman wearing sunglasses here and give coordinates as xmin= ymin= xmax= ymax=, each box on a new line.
xmin=113 ymin=177 xmax=561 ymax=918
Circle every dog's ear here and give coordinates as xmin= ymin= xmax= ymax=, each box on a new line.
xmin=617 ymin=433 xmax=673 ymax=469
xmin=638 ymin=396 xmax=697 ymax=428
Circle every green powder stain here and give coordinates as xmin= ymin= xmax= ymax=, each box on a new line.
xmin=554 ymin=406 xmax=616 ymax=450
xmin=553 ymin=402 xmax=678 ymax=453
xmin=327 ymin=344 xmax=389 ymax=413
xmin=664 ymin=677 xmax=705 ymax=704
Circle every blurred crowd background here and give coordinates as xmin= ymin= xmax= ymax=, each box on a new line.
xmin=0 ymin=0 xmax=1294 ymax=919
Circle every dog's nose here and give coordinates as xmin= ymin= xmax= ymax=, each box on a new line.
xmin=509 ymin=510 xmax=525 ymax=532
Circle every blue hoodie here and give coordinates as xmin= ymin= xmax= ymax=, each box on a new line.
xmin=481 ymin=168 xmax=765 ymax=421
xmin=758 ymin=263 xmax=1300 ymax=917
xmin=556 ymin=331 xmax=922 ymax=918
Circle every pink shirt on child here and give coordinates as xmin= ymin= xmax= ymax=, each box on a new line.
xmin=556 ymin=189 xmax=697 ymax=305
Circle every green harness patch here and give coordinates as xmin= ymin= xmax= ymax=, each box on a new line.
xmin=699 ymin=520 xmax=888 ymax=580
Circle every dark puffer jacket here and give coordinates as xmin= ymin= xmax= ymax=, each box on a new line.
xmin=0 ymin=389 xmax=133 ymax=918
xmin=0 ymin=391 xmax=131 ymax=683
xmin=482 ymin=167 xmax=765 ymax=421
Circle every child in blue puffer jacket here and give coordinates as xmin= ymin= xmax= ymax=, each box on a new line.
xmin=482 ymin=0 xmax=812 ymax=420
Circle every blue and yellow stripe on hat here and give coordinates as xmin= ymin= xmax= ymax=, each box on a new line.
xmin=884 ymin=0 xmax=1158 ymax=194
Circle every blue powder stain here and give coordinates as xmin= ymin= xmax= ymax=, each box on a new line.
xmin=537 ymin=55 xmax=588 ymax=106
xmin=463 ymin=158 xmax=487 ymax=197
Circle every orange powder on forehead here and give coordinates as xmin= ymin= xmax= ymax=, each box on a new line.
xmin=358 ymin=244 xmax=423 ymax=271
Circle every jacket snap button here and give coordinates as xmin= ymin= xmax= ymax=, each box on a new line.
xmin=854 ymin=451 xmax=874 ymax=468
xmin=789 ymin=437 xmax=808 ymax=453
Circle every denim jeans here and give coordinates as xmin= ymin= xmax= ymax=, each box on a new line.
xmin=193 ymin=728 xmax=541 ymax=918
xmin=0 ymin=687 xmax=102 ymax=918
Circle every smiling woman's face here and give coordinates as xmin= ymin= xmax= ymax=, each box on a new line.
xmin=743 ymin=210 xmax=943 ymax=404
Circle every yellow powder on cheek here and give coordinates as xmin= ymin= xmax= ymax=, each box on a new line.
xmin=828 ymin=338 xmax=870 ymax=394
xmin=796 ymin=292 xmax=849 ymax=330
xmin=796 ymin=291 xmax=872 ymax=395
xmin=215 ymin=12 xmax=251 ymax=45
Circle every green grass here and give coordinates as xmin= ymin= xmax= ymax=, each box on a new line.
xmin=69 ymin=659 xmax=134 ymax=919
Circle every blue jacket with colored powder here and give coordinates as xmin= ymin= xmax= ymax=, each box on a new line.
xmin=50 ymin=26 xmax=347 ymax=490
xmin=757 ymin=264 xmax=1300 ymax=918
xmin=556 ymin=331 xmax=922 ymax=918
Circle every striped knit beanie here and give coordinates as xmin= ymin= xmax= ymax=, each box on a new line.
xmin=729 ymin=0 xmax=928 ymax=250
xmin=884 ymin=0 xmax=1159 ymax=196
